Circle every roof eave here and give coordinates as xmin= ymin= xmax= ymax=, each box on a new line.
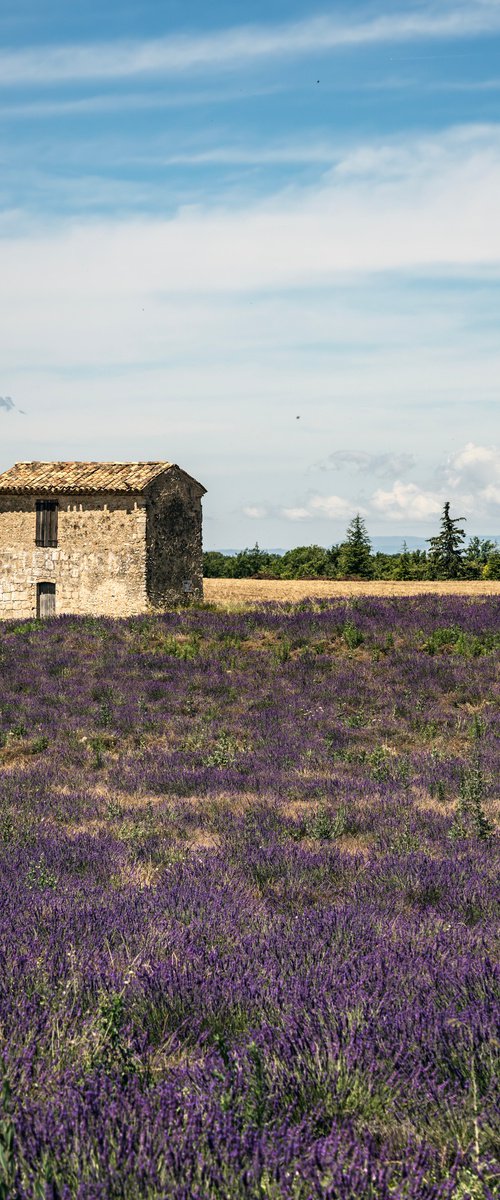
xmin=0 ymin=486 xmax=146 ymax=496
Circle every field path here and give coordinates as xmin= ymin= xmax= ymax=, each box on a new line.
xmin=204 ymin=578 xmax=500 ymax=605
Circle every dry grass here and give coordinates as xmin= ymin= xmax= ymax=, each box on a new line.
xmin=203 ymin=577 xmax=500 ymax=607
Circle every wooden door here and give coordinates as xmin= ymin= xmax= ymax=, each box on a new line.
xmin=37 ymin=582 xmax=56 ymax=618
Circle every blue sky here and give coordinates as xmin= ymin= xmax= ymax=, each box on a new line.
xmin=1 ymin=1 xmax=499 ymax=548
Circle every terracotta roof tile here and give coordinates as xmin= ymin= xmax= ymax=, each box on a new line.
xmin=0 ymin=461 xmax=205 ymax=495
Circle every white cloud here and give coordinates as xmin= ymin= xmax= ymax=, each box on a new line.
xmin=0 ymin=5 xmax=499 ymax=87
xmin=235 ymin=447 xmax=500 ymax=538
xmin=443 ymin=441 xmax=500 ymax=488
xmin=281 ymin=506 xmax=311 ymax=521
xmin=309 ymin=495 xmax=356 ymax=519
xmin=371 ymin=480 xmax=443 ymax=520
xmin=371 ymin=448 xmax=500 ymax=522
xmin=243 ymin=505 xmax=268 ymax=519
xmin=481 ymin=484 xmax=500 ymax=506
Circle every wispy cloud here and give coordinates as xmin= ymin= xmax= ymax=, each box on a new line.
xmin=434 ymin=77 xmax=500 ymax=92
xmin=3 ymin=123 xmax=499 ymax=295
xmin=0 ymin=84 xmax=282 ymax=120
xmin=5 ymin=74 xmax=500 ymax=125
xmin=0 ymin=4 xmax=499 ymax=87
xmin=314 ymin=450 xmax=416 ymax=477
xmin=148 ymin=143 xmax=341 ymax=167
xmin=0 ymin=394 xmax=25 ymax=414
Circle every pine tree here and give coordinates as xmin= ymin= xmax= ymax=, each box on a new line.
xmin=398 ymin=540 xmax=411 ymax=579
xmin=427 ymin=502 xmax=466 ymax=579
xmin=338 ymin=514 xmax=373 ymax=579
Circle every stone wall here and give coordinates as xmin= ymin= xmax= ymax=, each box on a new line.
xmin=145 ymin=468 xmax=204 ymax=607
xmin=0 ymin=494 xmax=148 ymax=619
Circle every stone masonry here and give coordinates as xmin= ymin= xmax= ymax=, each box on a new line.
xmin=0 ymin=462 xmax=206 ymax=619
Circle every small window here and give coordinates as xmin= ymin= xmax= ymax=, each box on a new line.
xmin=36 ymin=500 xmax=58 ymax=547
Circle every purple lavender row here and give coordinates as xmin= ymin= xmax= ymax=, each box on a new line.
xmin=0 ymin=597 xmax=498 ymax=1197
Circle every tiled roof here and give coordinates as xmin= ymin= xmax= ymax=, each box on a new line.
xmin=0 ymin=462 xmax=205 ymax=495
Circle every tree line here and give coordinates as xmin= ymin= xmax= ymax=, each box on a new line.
xmin=203 ymin=503 xmax=500 ymax=581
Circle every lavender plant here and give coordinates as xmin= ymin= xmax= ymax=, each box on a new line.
xmin=0 ymin=597 xmax=498 ymax=1198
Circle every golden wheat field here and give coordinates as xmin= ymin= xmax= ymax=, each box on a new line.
xmin=203 ymin=577 xmax=500 ymax=607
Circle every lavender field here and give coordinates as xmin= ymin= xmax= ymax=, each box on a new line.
xmin=0 ymin=596 xmax=498 ymax=1199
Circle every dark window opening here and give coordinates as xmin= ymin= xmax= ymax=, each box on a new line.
xmin=36 ymin=500 xmax=58 ymax=547
xmin=36 ymin=582 xmax=56 ymax=618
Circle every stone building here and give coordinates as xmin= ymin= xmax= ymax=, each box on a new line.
xmin=0 ymin=461 xmax=206 ymax=618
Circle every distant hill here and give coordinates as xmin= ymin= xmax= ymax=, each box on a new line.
xmin=211 ymin=536 xmax=499 ymax=556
